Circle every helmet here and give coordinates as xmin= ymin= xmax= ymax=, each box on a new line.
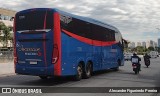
xmin=133 ymin=53 xmax=137 ymax=56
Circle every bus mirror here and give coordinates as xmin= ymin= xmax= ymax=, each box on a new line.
xmin=122 ymin=39 xmax=128 ymax=48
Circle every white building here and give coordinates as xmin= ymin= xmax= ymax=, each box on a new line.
xmin=128 ymin=42 xmax=135 ymax=48
xmin=137 ymin=42 xmax=142 ymax=47
xmin=142 ymin=42 xmax=146 ymax=48
xmin=146 ymin=40 xmax=157 ymax=48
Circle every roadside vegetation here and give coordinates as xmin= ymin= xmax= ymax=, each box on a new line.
xmin=124 ymin=41 xmax=160 ymax=55
xmin=0 ymin=21 xmax=13 ymax=48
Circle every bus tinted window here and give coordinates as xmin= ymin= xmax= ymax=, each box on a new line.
xmin=61 ymin=17 xmax=91 ymax=39
xmin=46 ymin=10 xmax=53 ymax=29
xmin=91 ymin=24 xmax=115 ymax=41
xmin=16 ymin=10 xmax=53 ymax=31
xmin=61 ymin=15 xmax=115 ymax=41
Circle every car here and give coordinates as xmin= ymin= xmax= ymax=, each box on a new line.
xmin=0 ymin=53 xmax=2 ymax=56
xmin=149 ymin=51 xmax=158 ymax=58
xmin=124 ymin=53 xmax=133 ymax=61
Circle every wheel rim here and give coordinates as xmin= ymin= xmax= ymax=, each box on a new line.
xmin=86 ymin=64 xmax=91 ymax=76
xmin=77 ymin=65 xmax=82 ymax=78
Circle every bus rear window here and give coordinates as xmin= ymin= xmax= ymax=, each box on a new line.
xmin=15 ymin=9 xmax=53 ymax=31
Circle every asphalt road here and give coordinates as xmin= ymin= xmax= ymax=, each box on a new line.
xmin=0 ymin=57 xmax=160 ymax=96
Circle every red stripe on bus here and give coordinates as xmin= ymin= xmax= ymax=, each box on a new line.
xmin=53 ymin=12 xmax=61 ymax=76
xmin=43 ymin=33 xmax=47 ymax=72
xmin=62 ymin=29 xmax=117 ymax=46
xmin=13 ymin=15 xmax=17 ymax=72
xmin=43 ymin=10 xmax=47 ymax=29
xmin=43 ymin=11 xmax=47 ymax=73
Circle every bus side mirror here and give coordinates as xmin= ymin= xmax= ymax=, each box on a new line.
xmin=122 ymin=39 xmax=128 ymax=48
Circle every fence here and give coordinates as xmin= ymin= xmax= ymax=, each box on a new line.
xmin=0 ymin=51 xmax=13 ymax=63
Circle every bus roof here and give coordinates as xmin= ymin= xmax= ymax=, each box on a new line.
xmin=16 ymin=8 xmax=120 ymax=33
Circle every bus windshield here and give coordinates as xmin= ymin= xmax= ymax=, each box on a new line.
xmin=15 ymin=9 xmax=53 ymax=31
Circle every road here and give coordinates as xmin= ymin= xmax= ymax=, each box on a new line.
xmin=0 ymin=57 xmax=160 ymax=96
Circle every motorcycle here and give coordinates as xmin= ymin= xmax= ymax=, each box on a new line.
xmin=132 ymin=63 xmax=140 ymax=74
xmin=144 ymin=59 xmax=150 ymax=68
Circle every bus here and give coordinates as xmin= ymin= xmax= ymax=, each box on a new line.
xmin=14 ymin=8 xmax=124 ymax=80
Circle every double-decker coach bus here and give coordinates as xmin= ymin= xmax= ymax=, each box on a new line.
xmin=14 ymin=8 xmax=124 ymax=80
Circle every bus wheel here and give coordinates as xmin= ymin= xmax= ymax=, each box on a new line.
xmin=83 ymin=62 xmax=92 ymax=79
xmin=39 ymin=76 xmax=48 ymax=80
xmin=74 ymin=64 xmax=83 ymax=81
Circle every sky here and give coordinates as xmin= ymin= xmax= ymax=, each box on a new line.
xmin=0 ymin=0 xmax=160 ymax=43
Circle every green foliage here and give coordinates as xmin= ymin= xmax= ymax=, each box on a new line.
xmin=124 ymin=40 xmax=159 ymax=54
xmin=136 ymin=46 xmax=145 ymax=55
xmin=148 ymin=46 xmax=155 ymax=51
xmin=0 ymin=22 xmax=6 ymax=30
xmin=0 ymin=21 xmax=12 ymax=47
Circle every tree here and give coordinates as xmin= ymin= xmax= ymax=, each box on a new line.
xmin=2 ymin=27 xmax=11 ymax=47
xmin=0 ymin=22 xmax=6 ymax=43
xmin=0 ymin=21 xmax=12 ymax=47
xmin=136 ymin=46 xmax=145 ymax=55
xmin=0 ymin=22 xmax=6 ymax=30
xmin=148 ymin=46 xmax=155 ymax=51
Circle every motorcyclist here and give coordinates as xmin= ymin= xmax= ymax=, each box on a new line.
xmin=143 ymin=53 xmax=151 ymax=67
xmin=131 ymin=53 xmax=141 ymax=71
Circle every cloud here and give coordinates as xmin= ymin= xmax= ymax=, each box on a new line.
xmin=0 ymin=0 xmax=160 ymax=42
xmin=109 ymin=8 xmax=128 ymax=15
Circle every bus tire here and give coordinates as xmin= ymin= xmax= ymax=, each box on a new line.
xmin=74 ymin=64 xmax=83 ymax=81
xmin=39 ymin=76 xmax=48 ymax=80
xmin=83 ymin=62 xmax=92 ymax=79
xmin=113 ymin=67 xmax=119 ymax=71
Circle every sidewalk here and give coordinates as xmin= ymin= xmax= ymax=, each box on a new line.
xmin=0 ymin=62 xmax=15 ymax=76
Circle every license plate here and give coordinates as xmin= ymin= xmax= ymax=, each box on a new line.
xmin=30 ymin=61 xmax=37 ymax=64
xmin=133 ymin=66 xmax=137 ymax=68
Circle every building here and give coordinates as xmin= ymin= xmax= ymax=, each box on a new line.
xmin=0 ymin=8 xmax=16 ymax=20
xmin=137 ymin=42 xmax=141 ymax=47
xmin=142 ymin=41 xmax=146 ymax=48
xmin=146 ymin=40 xmax=157 ymax=48
xmin=0 ymin=8 xmax=16 ymax=47
xmin=154 ymin=42 xmax=158 ymax=48
xmin=158 ymin=38 xmax=160 ymax=48
xmin=128 ymin=42 xmax=135 ymax=48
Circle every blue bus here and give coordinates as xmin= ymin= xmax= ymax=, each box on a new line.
xmin=14 ymin=8 xmax=124 ymax=80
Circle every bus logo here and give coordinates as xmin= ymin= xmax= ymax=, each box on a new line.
xmin=60 ymin=15 xmax=72 ymax=24
xmin=2 ymin=88 xmax=11 ymax=93
xmin=19 ymin=48 xmax=40 ymax=52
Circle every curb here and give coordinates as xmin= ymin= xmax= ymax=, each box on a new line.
xmin=0 ymin=73 xmax=16 ymax=78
